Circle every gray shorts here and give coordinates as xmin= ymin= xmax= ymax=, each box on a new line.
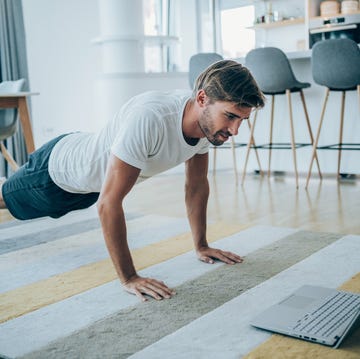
xmin=2 ymin=134 xmax=99 ymax=220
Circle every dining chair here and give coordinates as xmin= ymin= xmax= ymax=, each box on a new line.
xmin=0 ymin=78 xmax=26 ymax=171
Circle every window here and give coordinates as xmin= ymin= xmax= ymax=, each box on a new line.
xmin=143 ymin=0 xmax=179 ymax=72
xmin=141 ymin=1 xmax=256 ymax=72
xmin=220 ymin=5 xmax=255 ymax=58
xmin=142 ymin=0 xmax=216 ymax=72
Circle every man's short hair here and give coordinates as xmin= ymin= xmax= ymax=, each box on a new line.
xmin=192 ymin=59 xmax=265 ymax=109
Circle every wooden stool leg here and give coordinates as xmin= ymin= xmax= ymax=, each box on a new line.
xmin=241 ymin=110 xmax=258 ymax=185
xmin=300 ymin=90 xmax=322 ymax=179
xmin=287 ymin=89 xmax=299 ymax=189
xmin=231 ymin=136 xmax=238 ymax=182
xmin=306 ymin=88 xmax=330 ymax=189
xmin=212 ymin=147 xmax=217 ymax=176
xmin=268 ymin=95 xmax=275 ymax=177
xmin=337 ymin=91 xmax=346 ymax=178
xmin=0 ymin=141 xmax=19 ymax=172
xmin=246 ymin=118 xmax=263 ymax=175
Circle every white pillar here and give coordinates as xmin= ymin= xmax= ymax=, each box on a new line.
xmin=97 ymin=0 xmax=145 ymax=73
xmin=92 ymin=0 xmax=145 ymax=125
xmin=93 ymin=0 xmax=187 ymax=129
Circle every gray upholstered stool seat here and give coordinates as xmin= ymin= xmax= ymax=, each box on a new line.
xmin=243 ymin=47 xmax=320 ymax=188
xmin=246 ymin=47 xmax=311 ymax=95
xmin=189 ymin=53 xmax=223 ymax=89
xmin=306 ymin=38 xmax=360 ymax=187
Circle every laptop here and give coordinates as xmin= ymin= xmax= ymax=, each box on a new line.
xmin=250 ymin=285 xmax=360 ymax=348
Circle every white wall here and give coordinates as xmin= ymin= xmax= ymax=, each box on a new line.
xmin=22 ymin=0 xmax=100 ymax=146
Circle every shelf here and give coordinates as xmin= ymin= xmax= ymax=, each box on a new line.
xmin=310 ymin=10 xmax=360 ymax=20
xmin=248 ymin=17 xmax=305 ymax=29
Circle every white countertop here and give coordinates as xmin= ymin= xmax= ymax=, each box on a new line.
xmin=237 ymin=44 xmax=359 ymax=62
xmin=236 ymin=49 xmax=312 ymax=64
xmin=286 ymin=49 xmax=312 ymax=59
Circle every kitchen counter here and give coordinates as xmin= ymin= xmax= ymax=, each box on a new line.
xmin=286 ymin=49 xmax=312 ymax=59
xmin=238 ymin=44 xmax=360 ymax=62
xmin=236 ymin=49 xmax=311 ymax=64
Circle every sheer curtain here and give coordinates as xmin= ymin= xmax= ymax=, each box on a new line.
xmin=0 ymin=0 xmax=30 ymax=176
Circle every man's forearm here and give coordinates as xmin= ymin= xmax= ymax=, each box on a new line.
xmin=185 ymin=180 xmax=209 ymax=250
xmin=98 ymin=201 xmax=137 ymax=283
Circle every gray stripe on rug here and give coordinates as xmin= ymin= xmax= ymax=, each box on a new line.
xmin=21 ymin=230 xmax=342 ymax=359
xmin=0 ymin=216 xmax=60 ymax=231
xmin=0 ymin=213 xmax=140 ymax=254
xmin=0 ymin=211 xmax=97 ymax=231
xmin=0 ymin=218 xmax=102 ymax=254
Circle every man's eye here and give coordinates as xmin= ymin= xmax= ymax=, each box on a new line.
xmin=227 ymin=114 xmax=236 ymax=121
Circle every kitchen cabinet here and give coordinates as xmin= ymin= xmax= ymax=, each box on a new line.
xmin=251 ymin=0 xmax=360 ymax=51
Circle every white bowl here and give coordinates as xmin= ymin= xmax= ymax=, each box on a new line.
xmin=320 ymin=1 xmax=340 ymax=16
xmin=341 ymin=0 xmax=359 ymax=14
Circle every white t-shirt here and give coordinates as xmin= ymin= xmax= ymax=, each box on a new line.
xmin=48 ymin=90 xmax=210 ymax=193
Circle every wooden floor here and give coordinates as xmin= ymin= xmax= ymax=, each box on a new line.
xmin=124 ymin=170 xmax=360 ymax=235
xmin=1 ymin=170 xmax=359 ymax=235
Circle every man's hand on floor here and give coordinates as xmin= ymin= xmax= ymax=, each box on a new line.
xmin=123 ymin=274 xmax=176 ymax=302
xmin=196 ymin=246 xmax=244 ymax=265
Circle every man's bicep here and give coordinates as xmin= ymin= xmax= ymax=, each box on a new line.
xmin=185 ymin=153 xmax=209 ymax=183
xmin=100 ymin=154 xmax=141 ymax=201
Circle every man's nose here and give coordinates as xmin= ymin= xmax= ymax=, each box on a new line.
xmin=228 ymin=120 xmax=242 ymax=136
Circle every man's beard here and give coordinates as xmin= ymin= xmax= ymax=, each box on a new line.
xmin=198 ymin=107 xmax=231 ymax=146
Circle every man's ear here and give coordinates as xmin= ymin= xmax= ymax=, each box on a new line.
xmin=196 ymin=89 xmax=208 ymax=108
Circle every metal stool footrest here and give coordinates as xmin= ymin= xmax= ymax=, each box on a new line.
xmin=211 ymin=143 xmax=247 ymax=149
xmin=317 ymin=143 xmax=360 ymax=150
xmin=254 ymin=142 xmax=312 ymax=150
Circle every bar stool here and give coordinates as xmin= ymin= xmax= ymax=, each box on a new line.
xmin=189 ymin=53 xmax=262 ymax=178
xmin=189 ymin=53 xmax=223 ymax=90
xmin=306 ymin=39 xmax=360 ymax=188
xmin=243 ymin=47 xmax=321 ymax=188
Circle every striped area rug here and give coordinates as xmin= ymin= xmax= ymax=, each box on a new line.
xmin=0 ymin=207 xmax=359 ymax=359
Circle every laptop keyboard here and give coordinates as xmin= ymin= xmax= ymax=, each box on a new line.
xmin=292 ymin=291 xmax=360 ymax=338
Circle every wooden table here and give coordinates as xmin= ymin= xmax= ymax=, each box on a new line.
xmin=0 ymin=92 xmax=39 ymax=154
